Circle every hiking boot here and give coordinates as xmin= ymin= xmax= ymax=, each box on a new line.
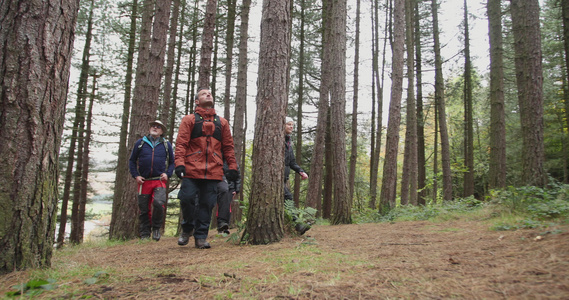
xmin=177 ymin=229 xmax=193 ymax=246
xmin=195 ymin=238 xmax=211 ymax=249
xmin=295 ymin=223 xmax=311 ymax=235
xmin=152 ymin=228 xmax=161 ymax=241
xmin=140 ymin=235 xmax=150 ymax=240
xmin=217 ymin=222 xmax=229 ymax=233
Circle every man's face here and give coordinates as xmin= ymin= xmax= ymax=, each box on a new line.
xmin=196 ymin=89 xmax=214 ymax=108
xmin=149 ymin=124 xmax=163 ymax=137
xmin=285 ymin=122 xmax=294 ymax=135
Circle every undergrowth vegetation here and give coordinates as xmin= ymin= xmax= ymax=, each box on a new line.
xmin=5 ymin=184 xmax=569 ymax=297
xmin=352 ymin=182 xmax=569 ymax=230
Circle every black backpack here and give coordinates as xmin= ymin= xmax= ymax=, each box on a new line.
xmin=191 ymin=112 xmax=222 ymax=141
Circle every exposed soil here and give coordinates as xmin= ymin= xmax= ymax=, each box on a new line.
xmin=1 ymin=220 xmax=569 ymax=299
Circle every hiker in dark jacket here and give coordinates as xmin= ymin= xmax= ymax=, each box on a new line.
xmin=284 ymin=117 xmax=308 ymax=201
xmin=284 ymin=117 xmax=311 ymax=235
xmin=216 ymin=161 xmax=241 ymax=234
xmin=128 ymin=120 xmax=174 ymax=241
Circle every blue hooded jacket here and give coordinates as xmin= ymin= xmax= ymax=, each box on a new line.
xmin=129 ymin=135 xmax=175 ymax=179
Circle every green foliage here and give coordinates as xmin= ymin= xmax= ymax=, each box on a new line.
xmin=84 ymin=271 xmax=109 ymax=285
xmin=284 ymin=200 xmax=317 ymax=226
xmin=352 ymin=196 xmax=484 ymax=224
xmin=487 ymin=183 xmax=569 ymax=230
xmin=488 ymin=184 xmax=569 ymax=218
xmin=6 ymin=278 xmax=57 ymax=297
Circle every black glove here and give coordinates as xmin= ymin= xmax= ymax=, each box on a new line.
xmin=226 ymin=169 xmax=240 ymax=182
xmin=175 ymin=166 xmax=186 ymax=179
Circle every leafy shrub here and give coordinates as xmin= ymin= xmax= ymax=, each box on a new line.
xmin=284 ymin=200 xmax=317 ymax=226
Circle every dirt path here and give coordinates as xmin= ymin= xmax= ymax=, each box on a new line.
xmin=2 ymin=221 xmax=569 ymax=299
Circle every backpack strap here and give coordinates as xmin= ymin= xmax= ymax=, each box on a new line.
xmin=191 ymin=113 xmax=222 ymax=141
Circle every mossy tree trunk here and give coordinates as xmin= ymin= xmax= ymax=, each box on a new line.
xmin=0 ymin=0 xmax=79 ymax=272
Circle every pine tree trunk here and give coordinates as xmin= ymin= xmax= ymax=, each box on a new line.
xmin=231 ymin=0 xmax=252 ymax=225
xmin=198 ymin=0 xmax=218 ymax=88
xmin=415 ymin=0 xmax=427 ymax=205
xmin=244 ymin=0 xmax=291 ymax=244
xmin=305 ymin=0 xmax=332 ymax=212
xmin=223 ymin=0 xmax=237 ymax=120
xmin=401 ymin=0 xmax=418 ymax=206
xmin=111 ymin=0 xmax=171 ymax=239
xmin=70 ymin=86 xmax=87 ymax=244
xmin=487 ymin=0 xmax=506 ymax=189
xmin=58 ymin=0 xmax=95 ymax=247
xmin=112 ymin=0 xmax=138 ymax=237
xmin=511 ymin=0 xmax=547 ymax=187
xmin=323 ymin=0 xmax=350 ymax=225
xmin=562 ymin=0 xmax=569 ymax=183
xmin=349 ymin=0 xmax=361 ymax=203
xmin=293 ymin=0 xmax=307 ymax=208
xmin=161 ymin=0 xmax=181 ymax=129
xmin=463 ymin=0 xmax=475 ymax=197
xmin=0 ymin=0 xmax=78 ymax=272
xmin=432 ymin=0 xmax=453 ymax=201
xmin=379 ymin=0 xmax=406 ymax=211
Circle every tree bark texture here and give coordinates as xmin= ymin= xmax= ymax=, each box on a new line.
xmin=511 ymin=0 xmax=547 ymax=187
xmin=111 ymin=0 xmax=138 ymax=239
xmin=349 ymin=0 xmax=361 ymax=203
xmin=0 ymin=0 xmax=79 ymax=272
xmin=245 ymin=0 xmax=291 ymax=244
xmin=463 ymin=0 xmax=475 ymax=197
xmin=379 ymin=0 xmax=406 ymax=211
xmin=432 ymin=0 xmax=453 ymax=201
xmin=198 ymin=0 xmax=218 ymax=88
xmin=324 ymin=0 xmax=351 ymax=225
xmin=305 ymin=0 xmax=332 ymax=212
xmin=415 ymin=0 xmax=427 ymax=205
xmin=231 ymin=0 xmax=251 ymax=225
xmin=487 ymin=0 xmax=507 ymax=189
xmin=401 ymin=0 xmax=417 ymax=206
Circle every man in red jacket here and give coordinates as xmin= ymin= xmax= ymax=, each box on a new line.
xmin=174 ymin=88 xmax=240 ymax=249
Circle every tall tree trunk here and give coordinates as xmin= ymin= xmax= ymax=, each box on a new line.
xmin=349 ymin=0 xmax=361 ymax=203
xmin=0 ymin=0 xmax=78 ymax=272
xmin=463 ymin=0 xmax=475 ymax=197
xmin=74 ymin=74 xmax=98 ymax=244
xmin=511 ymin=0 xmax=546 ymax=187
xmin=211 ymin=6 xmax=220 ymax=97
xmin=369 ymin=0 xmax=379 ymax=209
xmin=244 ymin=0 xmax=291 ymax=244
xmin=432 ymin=0 xmax=452 ymax=201
xmin=198 ymin=0 xmax=218 ymax=88
xmin=70 ymin=84 xmax=88 ymax=244
xmin=111 ymin=0 xmax=154 ymax=240
xmin=111 ymin=0 xmax=171 ymax=239
xmin=305 ymin=0 xmax=332 ymax=212
xmin=223 ymin=0 xmax=237 ymax=120
xmin=112 ymin=0 xmax=139 ymax=237
xmin=161 ymin=0 xmax=181 ymax=130
xmin=168 ymin=2 xmax=186 ymax=142
xmin=415 ymin=0 xmax=427 ymax=205
xmin=369 ymin=0 xmax=378 ymax=191
xmin=294 ymin=0 xmax=307 ymax=207
xmin=58 ymin=0 xmax=95 ymax=247
xmin=323 ymin=117 xmax=333 ymax=219
xmin=379 ymin=0 xmax=406 ymax=212
xmin=562 ymin=0 xmax=569 ymax=183
xmin=231 ymin=0 xmax=251 ymax=225
xmin=369 ymin=0 xmax=388 ymax=209
xmin=327 ymin=0 xmax=350 ymax=225
xmin=487 ymin=0 xmax=506 ymax=190
xmin=401 ymin=0 xmax=417 ymax=206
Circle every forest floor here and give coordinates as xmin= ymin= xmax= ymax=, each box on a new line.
xmin=1 ymin=220 xmax=569 ymax=299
